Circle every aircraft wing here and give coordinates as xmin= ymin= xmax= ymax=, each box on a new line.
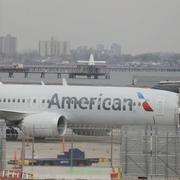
xmin=77 ymin=60 xmax=89 ymax=63
xmin=94 ymin=61 xmax=106 ymax=64
xmin=0 ymin=109 xmax=34 ymax=121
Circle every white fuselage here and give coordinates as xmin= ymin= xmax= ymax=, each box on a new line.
xmin=0 ymin=84 xmax=178 ymax=126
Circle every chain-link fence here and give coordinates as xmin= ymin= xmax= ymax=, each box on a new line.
xmin=1 ymin=125 xmax=180 ymax=179
xmin=119 ymin=126 xmax=180 ymax=177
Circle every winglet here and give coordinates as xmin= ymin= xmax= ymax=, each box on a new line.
xmin=62 ymin=78 xmax=67 ymax=86
xmin=41 ymin=81 xmax=45 ymax=85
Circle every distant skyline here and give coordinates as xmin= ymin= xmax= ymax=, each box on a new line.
xmin=0 ymin=0 xmax=180 ymax=54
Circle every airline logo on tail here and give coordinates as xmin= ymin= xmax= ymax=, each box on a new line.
xmin=137 ymin=92 xmax=153 ymax=112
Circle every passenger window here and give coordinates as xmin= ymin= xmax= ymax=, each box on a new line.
xmin=17 ymin=99 xmax=20 ymax=103
xmin=33 ymin=99 xmax=36 ymax=103
xmin=22 ymin=99 xmax=25 ymax=103
xmin=12 ymin=99 xmax=15 ymax=103
xmin=8 ymin=99 xmax=11 ymax=103
xmin=3 ymin=98 xmax=6 ymax=102
xmin=42 ymin=99 xmax=45 ymax=103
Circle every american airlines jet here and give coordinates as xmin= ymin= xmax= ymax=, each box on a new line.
xmin=0 ymin=82 xmax=179 ymax=138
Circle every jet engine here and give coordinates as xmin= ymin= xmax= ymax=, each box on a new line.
xmin=22 ymin=112 xmax=67 ymax=138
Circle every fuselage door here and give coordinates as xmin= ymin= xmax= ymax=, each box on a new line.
xmin=155 ymin=97 xmax=164 ymax=116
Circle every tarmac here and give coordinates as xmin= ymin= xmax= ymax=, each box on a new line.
xmin=6 ymin=140 xmax=113 ymax=179
xmin=4 ymin=130 xmax=180 ymax=180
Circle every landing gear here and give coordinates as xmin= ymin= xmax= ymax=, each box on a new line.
xmin=6 ymin=127 xmax=19 ymax=140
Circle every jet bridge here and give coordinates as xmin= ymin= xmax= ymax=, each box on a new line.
xmin=152 ymin=81 xmax=180 ymax=93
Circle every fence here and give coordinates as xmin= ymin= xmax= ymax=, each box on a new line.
xmin=1 ymin=125 xmax=180 ymax=179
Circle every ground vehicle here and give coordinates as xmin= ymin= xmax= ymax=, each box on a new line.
xmin=8 ymin=148 xmax=109 ymax=166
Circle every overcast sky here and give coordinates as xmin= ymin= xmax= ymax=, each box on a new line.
xmin=0 ymin=0 xmax=180 ymax=54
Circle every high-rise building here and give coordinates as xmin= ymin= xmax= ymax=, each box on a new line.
xmin=96 ymin=44 xmax=104 ymax=52
xmin=39 ymin=37 xmax=71 ymax=57
xmin=63 ymin=41 xmax=71 ymax=55
xmin=39 ymin=41 xmax=47 ymax=57
xmin=0 ymin=34 xmax=17 ymax=55
xmin=110 ymin=43 xmax=121 ymax=56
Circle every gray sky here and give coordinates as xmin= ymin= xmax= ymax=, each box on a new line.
xmin=0 ymin=0 xmax=180 ymax=54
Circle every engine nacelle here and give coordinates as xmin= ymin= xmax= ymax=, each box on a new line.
xmin=22 ymin=112 xmax=67 ymax=138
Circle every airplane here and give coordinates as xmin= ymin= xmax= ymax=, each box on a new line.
xmin=0 ymin=82 xmax=179 ymax=139
xmin=77 ymin=54 xmax=106 ymax=65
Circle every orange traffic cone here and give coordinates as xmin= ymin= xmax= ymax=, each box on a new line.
xmin=110 ymin=168 xmax=119 ymax=180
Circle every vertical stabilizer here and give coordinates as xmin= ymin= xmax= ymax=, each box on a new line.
xmin=89 ymin=54 xmax=95 ymax=65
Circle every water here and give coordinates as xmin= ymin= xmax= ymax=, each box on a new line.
xmin=0 ymin=71 xmax=180 ymax=87
xmin=0 ymin=70 xmax=180 ymax=87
